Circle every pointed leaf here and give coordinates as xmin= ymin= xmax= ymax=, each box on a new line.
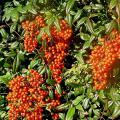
xmin=112 ymin=106 xmax=120 ymax=119
xmin=0 ymin=28 xmax=7 ymax=38
xmin=46 ymin=79 xmax=56 ymax=85
xmin=54 ymin=17 xmax=61 ymax=31
xmin=83 ymin=98 xmax=89 ymax=109
xmin=10 ymin=41 xmax=19 ymax=49
xmin=73 ymin=9 xmax=82 ymax=23
xmin=80 ymin=33 xmax=90 ymax=41
xmin=73 ymin=96 xmax=84 ymax=105
xmin=0 ymin=72 xmax=12 ymax=84
xmin=29 ymin=60 xmax=39 ymax=69
xmin=109 ymin=0 xmax=117 ymax=9
xmin=59 ymin=113 xmax=65 ymax=120
xmin=10 ymin=23 xmax=17 ymax=33
xmin=66 ymin=14 xmax=72 ymax=27
xmin=49 ymin=90 xmax=54 ymax=99
xmin=66 ymin=0 xmax=75 ymax=13
xmin=85 ymin=19 xmax=95 ymax=34
xmin=76 ymin=17 xmax=87 ymax=29
xmin=76 ymin=104 xmax=84 ymax=111
xmin=56 ymin=84 xmax=62 ymax=95
xmin=66 ymin=107 xmax=75 ymax=120
xmin=105 ymin=20 xmax=117 ymax=33
xmin=57 ymin=103 xmax=70 ymax=110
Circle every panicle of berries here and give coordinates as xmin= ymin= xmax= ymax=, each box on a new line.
xmin=89 ymin=29 xmax=120 ymax=90
xmin=44 ymin=19 xmax=73 ymax=84
xmin=7 ymin=69 xmax=65 ymax=120
xmin=21 ymin=15 xmax=45 ymax=52
xmin=7 ymin=69 xmax=47 ymax=120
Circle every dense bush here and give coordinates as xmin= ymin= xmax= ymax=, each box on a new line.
xmin=0 ymin=0 xmax=120 ymax=120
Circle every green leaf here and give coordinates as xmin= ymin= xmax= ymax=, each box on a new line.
xmin=70 ymin=10 xmax=76 ymax=15
xmin=108 ymin=101 xmax=113 ymax=107
xmin=10 ymin=23 xmax=17 ymax=33
xmin=3 ymin=8 xmax=13 ymax=21
xmin=83 ymin=41 xmax=91 ymax=49
xmin=83 ymin=98 xmax=89 ymax=109
xmin=66 ymin=107 xmax=75 ymax=120
xmin=46 ymin=16 xmax=55 ymax=26
xmin=80 ymin=33 xmax=90 ymax=41
xmin=54 ymin=17 xmax=61 ymax=31
xmin=13 ymin=57 xmax=16 ymax=73
xmin=109 ymin=0 xmax=117 ymax=9
xmin=29 ymin=8 xmax=37 ymax=14
xmin=91 ymin=4 xmax=103 ymax=10
xmin=73 ymin=96 xmax=85 ymax=105
xmin=83 ymin=5 xmax=91 ymax=10
xmin=76 ymin=17 xmax=87 ymax=29
xmin=66 ymin=0 xmax=75 ymax=13
xmin=49 ymin=90 xmax=54 ymax=99
xmin=57 ymin=103 xmax=70 ymax=110
xmin=39 ymin=66 xmax=46 ymax=75
xmin=0 ymin=72 xmax=12 ymax=84
xmin=19 ymin=15 xmax=26 ymax=22
xmin=29 ymin=60 xmax=39 ymax=69
xmin=112 ymin=106 xmax=120 ymax=119
xmin=105 ymin=20 xmax=117 ymax=33
xmin=3 ymin=63 xmax=11 ymax=68
xmin=18 ymin=51 xmax=24 ymax=61
xmin=0 ymin=58 xmax=4 ymax=62
xmin=19 ymin=6 xmax=27 ymax=14
xmin=66 ymin=14 xmax=72 ymax=26
xmin=10 ymin=41 xmax=19 ymax=49
xmin=41 ymin=84 xmax=47 ymax=90
xmin=37 ymin=28 xmax=44 ymax=43
xmin=45 ymin=26 xmax=51 ymax=37
xmin=76 ymin=104 xmax=84 ymax=111
xmin=46 ymin=79 xmax=56 ymax=85
xmin=89 ymin=108 xmax=93 ymax=117
xmin=13 ymin=0 xmax=20 ymax=6
xmin=56 ymin=84 xmax=62 ymax=95
xmin=15 ymin=53 xmax=20 ymax=72
xmin=11 ymin=10 xmax=19 ymax=22
xmin=85 ymin=19 xmax=95 ymax=35
xmin=59 ymin=113 xmax=65 ymax=120
xmin=0 ymin=29 xmax=7 ymax=38
xmin=93 ymin=109 xmax=100 ymax=116
xmin=73 ymin=9 xmax=82 ymax=23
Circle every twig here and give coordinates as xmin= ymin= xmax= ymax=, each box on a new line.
xmin=0 ymin=25 xmax=7 ymax=28
xmin=5 ymin=22 xmax=21 ymax=38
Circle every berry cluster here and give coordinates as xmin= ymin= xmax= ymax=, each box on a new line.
xmin=45 ymin=20 xmax=72 ymax=84
xmin=22 ymin=16 xmax=45 ymax=52
xmin=22 ymin=16 xmax=72 ymax=84
xmin=89 ymin=29 xmax=120 ymax=90
xmin=7 ymin=70 xmax=45 ymax=120
xmin=7 ymin=69 xmax=65 ymax=120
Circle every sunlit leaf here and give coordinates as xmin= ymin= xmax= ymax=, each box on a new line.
xmin=66 ymin=107 xmax=75 ymax=120
xmin=109 ymin=0 xmax=117 ymax=9
xmin=0 ymin=72 xmax=12 ymax=84
xmin=66 ymin=0 xmax=75 ymax=13
xmin=73 ymin=9 xmax=82 ymax=23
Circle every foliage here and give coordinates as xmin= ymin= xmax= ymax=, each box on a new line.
xmin=0 ymin=0 xmax=120 ymax=119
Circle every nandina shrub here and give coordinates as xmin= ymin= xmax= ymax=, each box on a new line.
xmin=0 ymin=0 xmax=120 ymax=120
